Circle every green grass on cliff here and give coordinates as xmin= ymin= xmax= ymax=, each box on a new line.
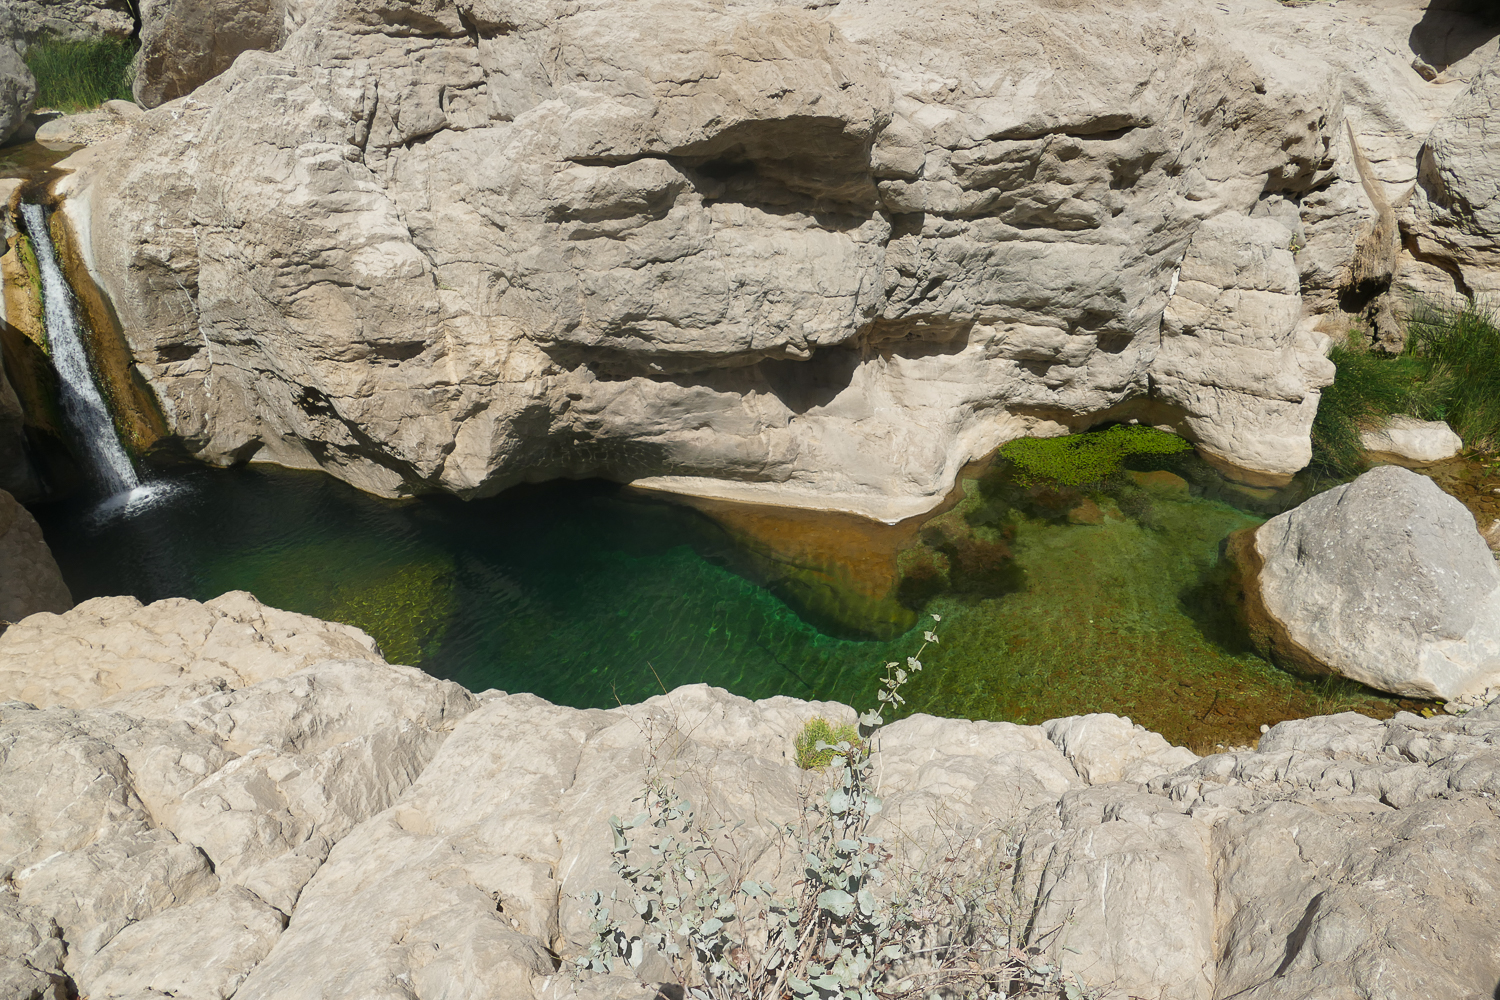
xmin=1407 ymin=300 xmax=1500 ymax=449
xmin=24 ymin=36 xmax=138 ymax=113
xmin=1311 ymin=338 xmax=1425 ymax=477
xmin=1312 ymin=301 xmax=1500 ymax=476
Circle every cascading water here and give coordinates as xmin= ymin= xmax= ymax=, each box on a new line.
xmin=21 ymin=202 xmax=140 ymax=496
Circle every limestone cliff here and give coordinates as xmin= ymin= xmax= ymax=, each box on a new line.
xmin=44 ymin=0 xmax=1500 ymax=518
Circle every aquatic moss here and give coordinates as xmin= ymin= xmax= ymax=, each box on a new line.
xmin=794 ymin=717 xmax=862 ymax=770
xmin=1000 ymin=425 xmax=1192 ymax=487
xmin=14 ymin=234 xmax=46 ymax=350
xmin=898 ymin=489 xmax=1417 ymax=751
xmin=24 ymin=36 xmax=139 ymax=112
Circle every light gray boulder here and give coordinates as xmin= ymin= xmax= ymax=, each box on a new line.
xmin=0 ymin=589 xmax=383 ymax=707
xmin=1234 ymin=465 xmax=1500 ymax=700
xmin=1360 ymin=414 xmax=1464 ymax=465
xmin=55 ymin=0 xmax=1485 ymax=516
xmin=1409 ymin=49 xmax=1500 ymax=298
xmin=0 ymin=633 xmax=477 ymax=999
xmin=6 ymin=0 xmax=135 ymax=42
xmin=0 ymin=489 xmax=71 ymax=634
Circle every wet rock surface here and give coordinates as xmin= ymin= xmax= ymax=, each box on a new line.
xmin=1360 ymin=415 xmax=1465 ymax=465
xmin=52 ymin=0 xmax=1500 ymax=517
xmin=3 ymin=594 xmax=1500 ymax=998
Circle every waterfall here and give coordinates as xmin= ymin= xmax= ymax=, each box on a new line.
xmin=21 ymin=203 xmax=140 ymax=496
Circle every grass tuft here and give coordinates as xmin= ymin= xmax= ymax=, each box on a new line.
xmin=1406 ymin=300 xmax=1500 ymax=450
xmin=1310 ymin=337 xmax=1426 ymax=477
xmin=793 ymin=717 xmax=861 ymax=770
xmin=24 ymin=36 xmax=139 ymax=113
xmin=1310 ymin=300 xmax=1500 ymax=476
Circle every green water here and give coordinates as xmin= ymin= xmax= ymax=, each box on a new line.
xmin=35 ymin=469 xmax=918 ymax=708
xmin=34 ymin=455 xmax=1409 ymax=748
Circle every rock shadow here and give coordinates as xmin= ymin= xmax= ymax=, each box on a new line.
xmin=1409 ymin=1 xmax=1500 ymax=76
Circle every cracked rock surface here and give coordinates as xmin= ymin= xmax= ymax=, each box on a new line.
xmin=52 ymin=0 xmax=1500 ymax=517
xmin=4 ymin=594 xmax=1500 ymax=998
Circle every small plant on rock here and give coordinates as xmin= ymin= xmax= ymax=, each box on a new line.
xmin=579 ymin=618 xmax=1094 ymax=999
xmin=794 ymin=718 xmax=862 ymax=770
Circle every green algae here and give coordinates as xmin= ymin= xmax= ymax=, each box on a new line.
xmin=893 ymin=465 xmax=1415 ymax=749
xmin=1000 ymin=425 xmax=1192 ymax=487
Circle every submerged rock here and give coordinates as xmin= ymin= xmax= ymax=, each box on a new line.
xmin=0 ymin=488 xmax=70 ymax=634
xmin=4 ymin=594 xmax=1500 ymax=998
xmin=1230 ymin=465 xmax=1500 ymax=700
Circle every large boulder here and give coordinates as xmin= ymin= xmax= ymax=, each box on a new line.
xmin=0 ymin=488 xmax=71 ymax=634
xmin=1230 ymin=465 xmax=1500 ymax=700
xmin=1406 ymin=40 xmax=1500 ymax=298
xmin=0 ymin=24 xmax=37 ymax=146
xmin=133 ymin=0 xmax=288 ymax=109
xmin=56 ymin=0 xmax=1488 ymax=517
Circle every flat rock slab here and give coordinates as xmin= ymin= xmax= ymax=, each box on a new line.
xmin=1361 ymin=415 xmax=1464 ymax=465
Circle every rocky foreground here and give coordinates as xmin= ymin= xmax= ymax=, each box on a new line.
xmin=2 ymin=591 xmax=1499 ymax=1000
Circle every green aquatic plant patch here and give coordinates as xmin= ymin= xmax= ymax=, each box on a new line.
xmin=24 ymin=36 xmax=138 ymax=112
xmin=199 ymin=537 xmax=458 ymax=666
xmin=898 ymin=489 xmax=1410 ymax=749
xmin=1000 ymin=424 xmax=1191 ymax=487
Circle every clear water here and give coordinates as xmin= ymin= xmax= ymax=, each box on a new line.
xmin=33 ymin=466 xmax=913 ymax=708
xmin=32 ymin=458 xmax=1415 ymax=749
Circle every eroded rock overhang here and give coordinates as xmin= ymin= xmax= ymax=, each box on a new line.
xmin=49 ymin=0 xmax=1500 ymax=519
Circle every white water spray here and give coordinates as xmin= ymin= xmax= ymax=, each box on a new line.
xmin=21 ymin=203 xmax=139 ymax=495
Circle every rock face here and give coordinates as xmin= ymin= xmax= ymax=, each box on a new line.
xmin=1232 ymin=465 xmax=1500 ymax=700
xmin=0 ymin=488 xmax=70 ymax=633
xmin=0 ymin=19 xmax=37 ymax=146
xmin=133 ymin=0 xmax=287 ymax=109
xmin=6 ymin=0 xmax=135 ymax=41
xmin=0 ymin=589 xmax=383 ymax=707
xmin=1360 ymin=415 xmax=1465 ymax=465
xmin=55 ymin=0 xmax=1499 ymax=517
xmin=1408 ymin=40 xmax=1500 ymax=298
xmin=5 ymin=594 xmax=1500 ymax=999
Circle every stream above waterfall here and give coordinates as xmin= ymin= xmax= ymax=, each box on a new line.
xmin=32 ymin=451 xmax=1426 ymax=751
